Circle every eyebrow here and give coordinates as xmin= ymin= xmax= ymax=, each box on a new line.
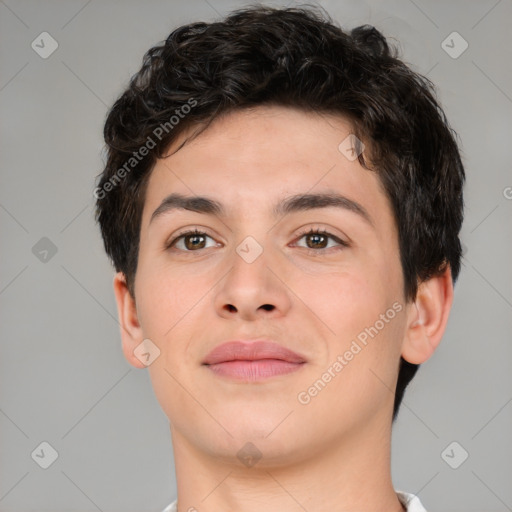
xmin=150 ymin=192 xmax=374 ymax=227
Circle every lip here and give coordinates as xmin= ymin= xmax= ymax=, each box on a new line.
xmin=203 ymin=340 xmax=306 ymax=381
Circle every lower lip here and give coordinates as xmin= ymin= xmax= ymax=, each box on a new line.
xmin=205 ymin=359 xmax=305 ymax=381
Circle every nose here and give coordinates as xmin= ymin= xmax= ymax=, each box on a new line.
xmin=213 ymin=239 xmax=292 ymax=321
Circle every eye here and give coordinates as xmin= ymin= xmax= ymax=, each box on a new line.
xmin=293 ymin=228 xmax=349 ymax=251
xmin=166 ymin=227 xmax=349 ymax=253
xmin=167 ymin=229 xmax=219 ymax=251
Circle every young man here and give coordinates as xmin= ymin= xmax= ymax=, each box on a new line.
xmin=95 ymin=5 xmax=465 ymax=511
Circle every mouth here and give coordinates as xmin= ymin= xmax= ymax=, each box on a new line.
xmin=202 ymin=340 xmax=306 ymax=381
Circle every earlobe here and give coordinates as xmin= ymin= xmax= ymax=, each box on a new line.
xmin=402 ymin=265 xmax=454 ymax=365
xmin=113 ymin=272 xmax=146 ymax=369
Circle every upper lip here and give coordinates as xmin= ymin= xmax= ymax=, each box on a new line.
xmin=203 ymin=340 xmax=306 ymax=365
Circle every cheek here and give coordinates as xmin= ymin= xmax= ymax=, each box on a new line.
xmin=308 ymin=255 xmax=405 ymax=370
xmin=136 ymin=270 xmax=208 ymax=421
xmin=135 ymin=263 xmax=217 ymax=380
xmin=300 ymin=262 xmax=390 ymax=331
xmin=135 ymin=258 xmax=206 ymax=336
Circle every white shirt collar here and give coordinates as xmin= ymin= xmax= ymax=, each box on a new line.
xmin=162 ymin=491 xmax=427 ymax=512
xmin=396 ymin=491 xmax=428 ymax=511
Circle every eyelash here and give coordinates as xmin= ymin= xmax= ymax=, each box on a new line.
xmin=166 ymin=227 xmax=349 ymax=253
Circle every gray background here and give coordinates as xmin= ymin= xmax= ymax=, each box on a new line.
xmin=1 ymin=0 xmax=511 ymax=510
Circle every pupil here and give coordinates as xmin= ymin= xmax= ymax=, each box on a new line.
xmin=308 ymin=234 xmax=326 ymax=248
xmin=186 ymin=235 xmax=205 ymax=249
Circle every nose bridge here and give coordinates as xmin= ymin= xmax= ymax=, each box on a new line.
xmin=235 ymin=234 xmax=266 ymax=266
xmin=230 ymin=232 xmax=272 ymax=294
xmin=213 ymin=231 xmax=291 ymax=318
xmin=228 ymin=202 xmax=272 ymax=274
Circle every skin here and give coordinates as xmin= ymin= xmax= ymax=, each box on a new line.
xmin=114 ymin=105 xmax=453 ymax=512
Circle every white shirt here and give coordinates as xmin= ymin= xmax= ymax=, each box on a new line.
xmin=161 ymin=490 xmax=427 ymax=511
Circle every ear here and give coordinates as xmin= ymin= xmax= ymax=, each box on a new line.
xmin=113 ymin=272 xmax=146 ymax=369
xmin=401 ymin=265 xmax=454 ymax=365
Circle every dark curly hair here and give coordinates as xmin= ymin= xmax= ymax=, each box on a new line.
xmin=95 ymin=4 xmax=465 ymax=421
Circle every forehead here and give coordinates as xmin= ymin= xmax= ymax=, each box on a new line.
xmin=141 ymin=106 xmax=393 ymax=230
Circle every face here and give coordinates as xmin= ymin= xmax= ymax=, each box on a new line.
xmin=125 ymin=106 xmax=411 ymax=465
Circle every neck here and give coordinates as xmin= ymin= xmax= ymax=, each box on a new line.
xmin=169 ymin=418 xmax=405 ymax=512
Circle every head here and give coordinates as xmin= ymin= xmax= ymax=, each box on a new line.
xmin=95 ymin=4 xmax=464 ymax=456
